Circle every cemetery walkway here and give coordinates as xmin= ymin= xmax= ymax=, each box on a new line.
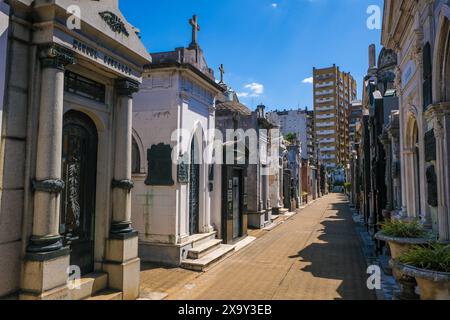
xmin=140 ymin=194 xmax=376 ymax=300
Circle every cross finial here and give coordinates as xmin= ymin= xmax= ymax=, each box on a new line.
xmin=189 ymin=14 xmax=200 ymax=48
xmin=219 ymin=64 xmax=225 ymax=83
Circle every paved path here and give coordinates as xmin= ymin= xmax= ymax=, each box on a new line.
xmin=140 ymin=194 xmax=376 ymax=300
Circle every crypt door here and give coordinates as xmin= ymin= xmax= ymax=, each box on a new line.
xmin=232 ymin=172 xmax=242 ymax=239
xmin=189 ymin=138 xmax=200 ymax=235
xmin=61 ymin=110 xmax=98 ymax=275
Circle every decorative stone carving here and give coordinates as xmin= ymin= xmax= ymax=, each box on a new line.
xmin=99 ymin=11 xmax=130 ymax=37
xmin=145 ymin=143 xmax=175 ymax=186
xmin=32 ymin=179 xmax=65 ymax=194
xmin=116 ymin=78 xmax=139 ymax=97
xmin=112 ymin=179 xmax=135 ymax=191
xmin=39 ymin=43 xmax=75 ymax=70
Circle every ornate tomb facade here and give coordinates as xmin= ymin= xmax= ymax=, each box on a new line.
xmin=131 ymin=16 xmax=230 ymax=268
xmin=0 ymin=0 xmax=151 ymax=300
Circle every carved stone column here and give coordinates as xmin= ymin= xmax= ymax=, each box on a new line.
xmin=110 ymin=78 xmax=139 ymax=237
xmin=426 ymin=104 xmax=450 ymax=241
xmin=388 ymin=113 xmax=402 ymax=214
xmin=21 ymin=44 xmax=75 ymax=300
xmin=402 ymin=148 xmax=417 ymax=219
xmin=104 ymin=78 xmax=141 ymax=300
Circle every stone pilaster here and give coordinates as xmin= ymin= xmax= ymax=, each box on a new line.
xmin=21 ymin=44 xmax=75 ymax=300
xmin=426 ymin=104 xmax=450 ymax=241
xmin=104 ymin=78 xmax=140 ymax=300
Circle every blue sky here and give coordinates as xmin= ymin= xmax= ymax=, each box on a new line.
xmin=120 ymin=0 xmax=383 ymax=111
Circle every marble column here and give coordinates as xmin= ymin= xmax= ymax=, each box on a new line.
xmin=27 ymin=44 xmax=75 ymax=255
xmin=110 ymin=79 xmax=139 ymax=237
xmin=21 ymin=44 xmax=75 ymax=300
xmin=427 ymin=104 xmax=450 ymax=241
xmin=403 ymin=148 xmax=417 ymax=219
xmin=104 ymin=78 xmax=141 ymax=300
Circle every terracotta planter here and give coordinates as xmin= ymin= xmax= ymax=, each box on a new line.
xmin=395 ymin=263 xmax=450 ymax=300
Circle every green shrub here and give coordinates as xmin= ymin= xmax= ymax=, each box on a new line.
xmin=380 ymin=220 xmax=428 ymax=238
xmin=398 ymin=244 xmax=450 ymax=273
xmin=344 ymin=182 xmax=352 ymax=192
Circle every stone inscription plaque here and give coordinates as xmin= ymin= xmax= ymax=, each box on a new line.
xmin=145 ymin=144 xmax=174 ymax=186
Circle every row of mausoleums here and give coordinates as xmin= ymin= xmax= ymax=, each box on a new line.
xmin=0 ymin=0 xmax=309 ymax=300
xmin=350 ymin=1 xmax=450 ymax=248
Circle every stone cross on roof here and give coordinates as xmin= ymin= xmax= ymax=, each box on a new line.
xmin=219 ymin=64 xmax=225 ymax=83
xmin=189 ymin=14 xmax=200 ymax=48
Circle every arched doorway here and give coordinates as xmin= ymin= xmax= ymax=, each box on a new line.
xmin=61 ymin=110 xmax=98 ymax=275
xmin=189 ymin=136 xmax=200 ymax=235
xmin=406 ymin=115 xmax=421 ymax=218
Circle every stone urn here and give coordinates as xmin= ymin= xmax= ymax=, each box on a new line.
xmin=376 ymin=232 xmax=431 ymax=300
xmin=375 ymin=232 xmax=430 ymax=260
xmin=394 ymin=263 xmax=450 ymax=300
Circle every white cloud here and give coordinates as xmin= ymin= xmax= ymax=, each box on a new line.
xmin=245 ymin=82 xmax=264 ymax=95
xmin=237 ymin=82 xmax=264 ymax=99
xmin=271 ymin=3 xmax=278 ymax=8
xmin=302 ymin=77 xmax=314 ymax=84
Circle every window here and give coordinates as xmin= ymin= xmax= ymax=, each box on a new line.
xmin=423 ymin=42 xmax=433 ymax=110
xmin=132 ymin=138 xmax=140 ymax=174
xmin=64 ymin=71 xmax=106 ymax=103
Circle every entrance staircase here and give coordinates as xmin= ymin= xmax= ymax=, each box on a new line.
xmin=181 ymin=233 xmax=235 ymax=272
xmin=67 ymin=272 xmax=122 ymax=300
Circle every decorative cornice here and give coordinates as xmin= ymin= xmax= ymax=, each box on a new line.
xmin=39 ymin=43 xmax=75 ymax=70
xmin=32 ymin=179 xmax=65 ymax=194
xmin=99 ymin=11 xmax=129 ymax=37
xmin=116 ymin=78 xmax=140 ymax=97
xmin=112 ymin=179 xmax=134 ymax=191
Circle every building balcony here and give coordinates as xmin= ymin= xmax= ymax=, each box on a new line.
xmin=316 ymin=105 xmax=335 ymax=112
xmin=316 ymin=130 xmax=336 ymax=136
xmin=315 ymin=97 xmax=335 ymax=103
xmin=316 ymin=114 xmax=335 ymax=120
xmin=316 ymin=122 xmax=336 ymax=128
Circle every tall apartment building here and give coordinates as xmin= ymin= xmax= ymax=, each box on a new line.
xmin=267 ymin=108 xmax=313 ymax=161
xmin=313 ymin=65 xmax=357 ymax=169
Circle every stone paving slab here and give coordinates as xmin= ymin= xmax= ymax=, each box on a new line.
xmin=140 ymin=194 xmax=377 ymax=300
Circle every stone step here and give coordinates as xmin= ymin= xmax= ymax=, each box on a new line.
xmin=188 ymin=239 xmax=223 ymax=259
xmin=191 ymin=232 xmax=218 ymax=248
xmin=68 ymin=272 xmax=108 ymax=300
xmin=181 ymin=245 xmax=235 ymax=272
xmin=271 ymin=215 xmax=281 ymax=222
xmin=85 ymin=290 xmax=123 ymax=301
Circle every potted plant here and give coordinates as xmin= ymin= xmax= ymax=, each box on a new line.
xmin=375 ymin=220 xmax=432 ymax=259
xmin=395 ymin=244 xmax=450 ymax=300
xmin=375 ymin=220 xmax=433 ymax=300
xmin=344 ymin=182 xmax=352 ymax=195
xmin=301 ymin=192 xmax=308 ymax=204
